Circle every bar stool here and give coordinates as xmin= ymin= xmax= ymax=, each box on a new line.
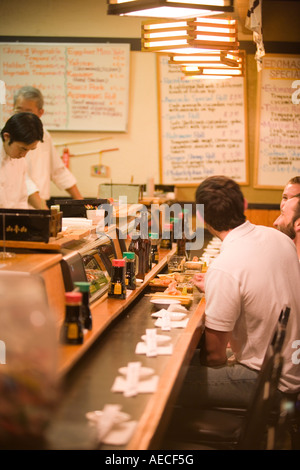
xmin=160 ymin=307 xmax=294 ymax=450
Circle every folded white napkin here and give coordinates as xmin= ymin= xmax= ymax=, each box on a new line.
xmin=167 ymin=304 xmax=188 ymax=314
xmin=135 ymin=341 xmax=173 ymax=356
xmin=151 ymin=308 xmax=186 ymax=320
xmin=111 ymin=375 xmax=159 ymax=394
xmin=144 ymin=328 xmax=158 ymax=357
xmin=154 ymin=317 xmax=189 ymax=329
xmin=86 ymin=405 xmax=137 ymax=446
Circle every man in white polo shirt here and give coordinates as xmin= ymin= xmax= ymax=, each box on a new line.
xmin=178 ymin=176 xmax=300 ymax=409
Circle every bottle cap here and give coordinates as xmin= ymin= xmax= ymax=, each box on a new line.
xmin=112 ymin=259 xmax=126 ymax=267
xmin=149 ymin=232 xmax=159 ymax=239
xmin=65 ymin=291 xmax=82 ymax=303
xmin=74 ymin=281 xmax=91 ymax=292
xmin=123 ymin=252 xmax=135 ymax=260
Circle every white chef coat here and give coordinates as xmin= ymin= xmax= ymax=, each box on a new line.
xmin=26 ymin=127 xmax=77 ymax=200
xmin=0 ymin=141 xmax=29 ymax=209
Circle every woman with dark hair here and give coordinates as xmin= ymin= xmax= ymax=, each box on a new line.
xmin=0 ymin=112 xmax=44 ymax=208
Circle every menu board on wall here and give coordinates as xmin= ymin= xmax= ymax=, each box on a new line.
xmin=255 ymin=54 xmax=300 ymax=188
xmin=0 ymin=42 xmax=130 ymax=131
xmin=157 ymin=54 xmax=248 ymax=185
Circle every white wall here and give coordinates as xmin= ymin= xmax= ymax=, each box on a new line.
xmin=0 ymin=0 xmax=160 ymax=197
xmin=50 ymin=51 xmax=159 ymax=197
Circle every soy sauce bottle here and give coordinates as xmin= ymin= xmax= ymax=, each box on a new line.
xmin=74 ymin=281 xmax=92 ymax=330
xmin=128 ymin=230 xmax=147 ymax=280
xmin=149 ymin=232 xmax=160 ymax=266
xmin=61 ymin=291 xmax=84 ymax=345
xmin=140 ymin=209 xmax=151 ymax=273
xmin=176 ymin=210 xmax=188 ymax=258
xmin=108 ymin=259 xmax=127 ymax=299
xmin=123 ymin=252 xmax=136 ymax=290
xmin=160 ymin=223 xmax=173 ymax=250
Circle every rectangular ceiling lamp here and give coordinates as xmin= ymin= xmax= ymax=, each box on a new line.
xmin=142 ymin=17 xmax=239 ymax=53
xmin=181 ymin=62 xmax=244 ymax=79
xmin=169 ymin=50 xmax=242 ymax=67
xmin=107 ymin=0 xmax=234 ymax=19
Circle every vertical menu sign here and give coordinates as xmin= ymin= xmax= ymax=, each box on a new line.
xmin=255 ymin=54 xmax=300 ymax=188
xmin=0 ymin=43 xmax=130 ymax=132
xmin=157 ymin=55 xmax=248 ymax=185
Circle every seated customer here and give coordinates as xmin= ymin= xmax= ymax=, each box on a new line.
xmin=177 ymin=176 xmax=300 ymax=409
xmin=0 ymin=112 xmax=44 ymax=209
xmin=274 ymin=193 xmax=300 ymax=261
xmin=280 ymin=176 xmax=300 ymax=210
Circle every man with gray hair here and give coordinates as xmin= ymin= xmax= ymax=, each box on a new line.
xmin=14 ymin=86 xmax=82 ymax=207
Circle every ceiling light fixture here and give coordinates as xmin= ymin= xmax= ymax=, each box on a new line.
xmin=107 ymin=0 xmax=234 ymax=19
xmin=141 ymin=17 xmax=239 ymax=53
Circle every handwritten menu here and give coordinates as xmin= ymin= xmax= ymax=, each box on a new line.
xmin=255 ymin=54 xmax=300 ymax=188
xmin=0 ymin=43 xmax=130 ymax=131
xmin=157 ymin=55 xmax=248 ymax=185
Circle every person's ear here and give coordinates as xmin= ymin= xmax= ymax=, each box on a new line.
xmin=37 ymin=108 xmax=44 ymax=119
xmin=294 ymin=218 xmax=300 ymax=233
xmin=2 ymin=132 xmax=10 ymax=142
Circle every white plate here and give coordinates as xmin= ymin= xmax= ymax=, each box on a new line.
xmin=141 ymin=334 xmax=171 ymax=344
xmin=204 ymin=248 xmax=220 ymax=254
xmin=118 ymin=366 xmax=154 ymax=379
xmin=150 ymin=298 xmax=181 ymax=306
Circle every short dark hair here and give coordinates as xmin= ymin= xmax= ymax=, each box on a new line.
xmin=1 ymin=112 xmax=43 ymax=144
xmin=195 ymin=175 xmax=246 ymax=231
xmin=288 ymin=176 xmax=300 ymax=185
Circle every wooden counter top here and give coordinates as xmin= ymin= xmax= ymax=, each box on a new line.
xmin=45 ymin=286 xmax=205 ymax=451
xmin=0 ymin=252 xmax=62 ymax=274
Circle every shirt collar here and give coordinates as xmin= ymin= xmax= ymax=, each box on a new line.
xmin=220 ymin=220 xmax=255 ymax=252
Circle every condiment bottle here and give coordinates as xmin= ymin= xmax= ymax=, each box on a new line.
xmin=123 ymin=252 xmax=136 ymax=290
xmin=160 ymin=223 xmax=173 ymax=250
xmin=140 ymin=209 xmax=151 ymax=273
xmin=108 ymin=259 xmax=127 ymax=299
xmin=74 ymin=281 xmax=92 ymax=330
xmin=61 ymin=291 xmax=84 ymax=345
xmin=176 ymin=210 xmax=188 ymax=258
xmin=128 ymin=230 xmax=147 ymax=280
xmin=149 ymin=232 xmax=160 ymax=266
